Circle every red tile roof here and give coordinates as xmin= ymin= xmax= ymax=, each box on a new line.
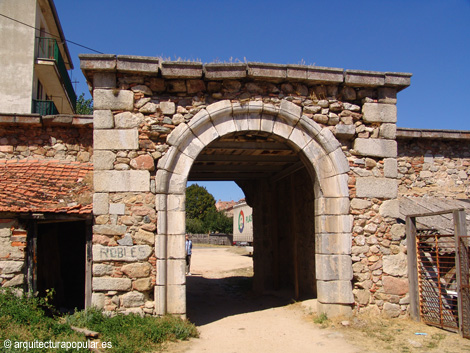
xmin=0 ymin=159 xmax=93 ymax=214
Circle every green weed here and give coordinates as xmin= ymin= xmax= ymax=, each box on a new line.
xmin=67 ymin=308 xmax=198 ymax=353
xmin=313 ymin=312 xmax=329 ymax=325
xmin=0 ymin=289 xmax=198 ymax=353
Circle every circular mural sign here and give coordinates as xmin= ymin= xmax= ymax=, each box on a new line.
xmin=238 ymin=210 xmax=245 ymax=233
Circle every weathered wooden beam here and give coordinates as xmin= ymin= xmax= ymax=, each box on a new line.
xmin=453 ymin=209 xmax=467 ymax=337
xmin=291 ymin=175 xmax=299 ymax=300
xmin=195 ymin=154 xmax=298 ymax=163
xmin=188 ymin=172 xmax=268 ymax=181
xmin=406 ymin=208 xmax=465 ymax=218
xmin=207 ymin=141 xmax=291 ymax=151
xmin=270 ymin=162 xmax=305 ymax=183
xmin=191 ymin=165 xmax=283 ymax=173
xmin=406 ymin=216 xmax=420 ymax=321
xmin=85 ymin=219 xmax=93 ymax=310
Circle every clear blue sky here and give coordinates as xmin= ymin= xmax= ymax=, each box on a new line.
xmin=53 ymin=0 xmax=470 ymax=202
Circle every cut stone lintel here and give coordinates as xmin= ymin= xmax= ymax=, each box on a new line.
xmin=79 ymin=54 xmax=117 ymax=71
xmin=286 ymin=64 xmax=308 ymax=81
xmin=385 ymin=72 xmax=412 ymax=90
xmin=286 ymin=65 xmax=344 ymax=83
xmin=117 ymin=55 xmax=159 ymax=74
xmin=247 ymin=62 xmax=287 ymax=81
xmin=396 ymin=127 xmax=470 ymax=140
xmin=307 ymin=66 xmax=344 ymax=83
xmin=344 ymin=69 xmax=385 ymax=87
xmin=203 ymin=63 xmax=247 ymax=80
xmin=160 ymin=61 xmax=203 ymax=79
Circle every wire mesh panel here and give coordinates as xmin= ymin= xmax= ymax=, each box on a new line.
xmin=416 ymin=232 xmax=459 ymax=331
xmin=459 ymin=236 xmax=470 ymax=339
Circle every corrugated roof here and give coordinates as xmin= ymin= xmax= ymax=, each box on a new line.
xmin=0 ymin=159 xmax=93 ymax=214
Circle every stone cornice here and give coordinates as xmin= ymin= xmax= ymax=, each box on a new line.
xmin=79 ymin=54 xmax=412 ymax=91
xmin=397 ymin=127 xmax=470 ymax=140
xmin=0 ymin=114 xmax=93 ymax=127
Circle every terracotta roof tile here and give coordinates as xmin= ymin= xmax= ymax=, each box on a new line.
xmin=0 ymin=159 xmax=93 ymax=214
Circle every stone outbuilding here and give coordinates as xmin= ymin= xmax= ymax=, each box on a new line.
xmin=0 ymin=115 xmax=93 ymax=310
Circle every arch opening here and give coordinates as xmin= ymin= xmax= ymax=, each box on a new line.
xmin=156 ymin=100 xmax=353 ymax=317
xmin=187 ymin=131 xmax=317 ymax=300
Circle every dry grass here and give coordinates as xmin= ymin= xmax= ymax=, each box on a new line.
xmin=312 ymin=311 xmax=470 ymax=352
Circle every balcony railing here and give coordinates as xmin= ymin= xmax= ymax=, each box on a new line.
xmin=32 ymin=99 xmax=59 ymax=115
xmin=37 ymin=37 xmax=77 ymax=112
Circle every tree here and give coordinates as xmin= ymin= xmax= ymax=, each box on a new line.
xmin=76 ymin=93 xmax=93 ymax=115
xmin=205 ymin=209 xmax=233 ymax=234
xmin=186 ymin=184 xmax=217 ymax=221
xmin=186 ymin=218 xmax=205 ymax=234
xmin=185 ymin=184 xmax=233 ymax=234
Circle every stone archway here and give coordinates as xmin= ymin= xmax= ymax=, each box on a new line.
xmin=155 ymin=99 xmax=353 ymax=316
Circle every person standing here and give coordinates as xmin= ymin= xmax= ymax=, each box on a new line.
xmin=185 ymin=234 xmax=192 ymax=275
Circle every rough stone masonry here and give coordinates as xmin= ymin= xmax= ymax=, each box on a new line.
xmin=78 ymin=54 xmax=413 ymax=318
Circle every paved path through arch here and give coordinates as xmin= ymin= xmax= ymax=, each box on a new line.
xmin=166 ymin=247 xmax=360 ymax=353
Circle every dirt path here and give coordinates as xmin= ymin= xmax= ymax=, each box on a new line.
xmin=166 ymin=246 xmax=361 ymax=353
xmin=163 ymin=246 xmax=470 ymax=353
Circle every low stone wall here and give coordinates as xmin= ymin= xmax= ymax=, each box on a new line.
xmin=0 ymin=114 xmax=93 ymax=161
xmin=397 ymin=129 xmax=470 ymax=199
xmin=190 ymin=233 xmax=233 ymax=246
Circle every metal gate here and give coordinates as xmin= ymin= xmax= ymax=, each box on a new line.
xmin=407 ymin=209 xmax=470 ymax=338
xmin=416 ymin=232 xmax=458 ymax=331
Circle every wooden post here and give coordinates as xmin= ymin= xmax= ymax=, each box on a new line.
xmin=406 ymin=216 xmax=420 ymax=321
xmin=453 ymin=209 xmax=467 ymax=337
xmin=84 ymin=219 xmax=93 ymax=309
xmin=271 ymin=183 xmax=280 ymax=290
xmin=26 ymin=221 xmax=38 ymax=294
xmin=290 ymin=175 xmax=299 ymax=300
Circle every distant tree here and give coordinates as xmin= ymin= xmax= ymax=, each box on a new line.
xmin=76 ymin=93 xmax=93 ymax=115
xmin=186 ymin=218 xmax=205 ymax=234
xmin=185 ymin=184 xmax=233 ymax=233
xmin=186 ymin=184 xmax=217 ymax=221
xmin=205 ymin=209 xmax=233 ymax=234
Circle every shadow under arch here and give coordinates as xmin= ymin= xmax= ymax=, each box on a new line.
xmin=155 ymin=99 xmax=353 ymax=317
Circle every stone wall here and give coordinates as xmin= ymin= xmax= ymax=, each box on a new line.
xmin=0 ymin=219 xmax=27 ymax=291
xmin=92 ymin=191 xmax=157 ymax=315
xmin=0 ymin=114 xmax=93 ymax=161
xmin=190 ymin=233 xmax=233 ymax=246
xmin=397 ymin=129 xmax=470 ymax=199
xmin=81 ymin=55 xmax=412 ymax=316
xmin=349 ymin=131 xmax=470 ymax=317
